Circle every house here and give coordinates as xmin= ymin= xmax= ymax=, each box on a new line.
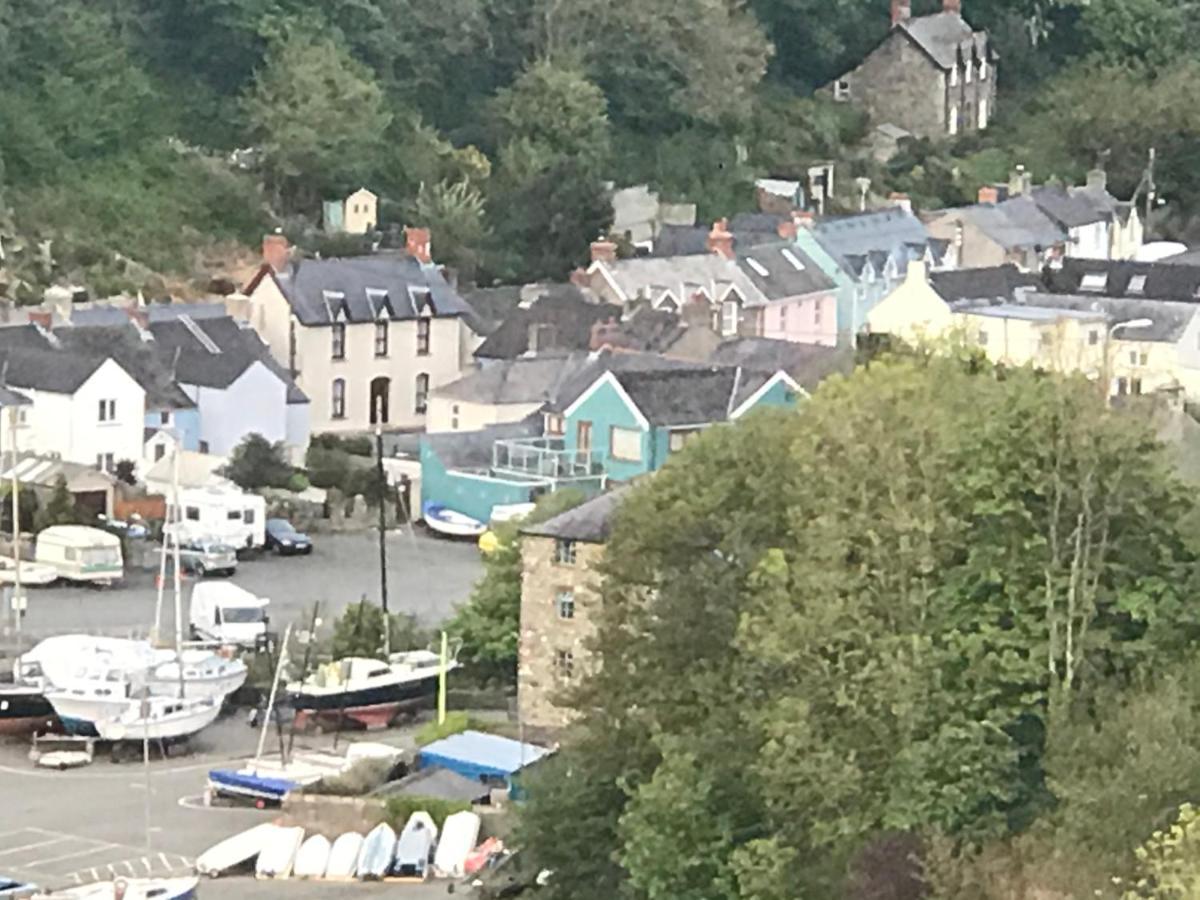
xmin=554 ymin=365 xmax=802 ymax=482
xmin=323 ymin=187 xmax=378 ymax=235
xmin=585 ymin=222 xmax=838 ymax=346
xmin=610 ymin=184 xmax=697 ymax=247
xmin=707 ymin=337 xmax=855 ymax=391
xmin=146 ymin=315 xmax=310 ymax=461
xmin=0 ymin=455 xmax=118 ymax=519
xmin=242 ymin=230 xmax=482 ymax=434
xmin=473 ymin=287 xmax=619 ymax=362
xmin=828 ymin=0 xmax=995 ymax=139
xmin=794 ymin=206 xmax=950 ymax=342
xmin=925 ymin=193 xmax=1066 ymax=271
xmin=1043 ymin=258 xmax=1200 ymax=302
xmin=519 ymin=490 xmax=625 ymax=732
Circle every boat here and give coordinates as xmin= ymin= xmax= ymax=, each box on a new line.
xmin=422 ymin=502 xmax=486 ymax=538
xmin=0 ymin=683 xmax=57 ymax=736
xmin=147 ymin=649 xmax=247 ymax=700
xmin=434 ymin=811 xmax=482 ymax=878
xmin=205 ymin=769 xmax=299 ymax=806
xmin=325 ymin=833 xmax=364 ymax=880
xmin=355 ymin=823 xmax=396 ymax=880
xmin=292 ymin=835 xmax=332 ymax=879
xmin=195 ymin=822 xmax=279 ymax=878
xmin=94 ymin=695 xmax=221 ymax=742
xmin=0 ymin=876 xmax=38 ymax=899
xmin=0 ymin=557 xmax=57 ymax=586
xmin=287 ymin=650 xmax=457 ymax=731
xmin=464 ymin=837 xmax=505 ymax=876
xmin=391 ymin=813 xmax=437 ymax=880
xmin=255 ymin=826 xmax=304 ymax=879
xmin=44 ymin=676 xmax=138 ymax=736
xmin=32 ymin=877 xmax=198 ymax=899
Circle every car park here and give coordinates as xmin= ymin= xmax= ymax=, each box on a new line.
xmin=176 ymin=538 xmax=238 ymax=577
xmin=264 ymin=518 xmax=313 ymax=555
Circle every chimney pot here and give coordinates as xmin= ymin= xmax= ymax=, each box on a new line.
xmin=776 ymin=219 xmax=798 ymax=241
xmin=1087 ymin=168 xmax=1108 ymax=192
xmin=262 ymin=232 xmax=290 ymax=273
xmin=792 ymin=210 xmax=816 ymax=229
xmin=590 ymin=239 xmax=618 ymax=264
xmin=706 ymin=219 xmax=735 ymax=259
xmin=891 ymin=0 xmax=911 ymax=26
xmin=943 ymin=0 xmax=961 ymax=13
xmin=405 ymin=226 xmax=433 ymax=265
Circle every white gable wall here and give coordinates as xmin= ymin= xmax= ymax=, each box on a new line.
xmin=184 ymin=362 xmax=289 ymax=457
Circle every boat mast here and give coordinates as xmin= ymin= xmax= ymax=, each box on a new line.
xmin=253 ymin=622 xmax=291 ymax=772
xmin=171 ymin=436 xmax=184 ymax=698
xmin=375 ymin=414 xmax=389 ymax=659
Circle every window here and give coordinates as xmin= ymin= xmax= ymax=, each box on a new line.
xmin=95 ymin=453 xmax=114 ymax=472
xmin=1128 ymin=275 xmax=1147 ymax=294
xmin=610 ymin=426 xmax=642 ymax=462
xmin=780 ymin=306 xmax=788 ymax=330
xmin=950 ymin=65 xmax=959 ymax=88
xmin=452 ymin=404 xmax=460 ymax=430
xmin=154 ymin=444 xmax=166 ymax=462
xmin=949 ymin=105 xmax=959 ymax=136
xmin=374 ymin=321 xmax=389 ymax=357
xmin=415 ymin=373 xmax=429 ymax=414
xmin=1040 ymin=331 xmax=1053 ymax=347
xmin=185 ymin=506 xmax=200 ymax=521
xmin=1081 ymin=273 xmax=1108 ymax=292
xmin=331 ymin=323 xmax=346 ymax=360
xmin=669 ymin=429 xmax=701 ymax=453
xmin=244 ymin=508 xmax=256 ymax=525
xmin=98 ymin=399 xmax=116 ymax=422
xmin=1116 ymin=376 xmax=1128 ymax=395
xmin=1130 ymin=350 xmax=1148 ymax=366
xmin=1131 ymin=377 xmax=1143 ymax=395
xmin=199 ymin=440 xmax=209 ymax=454
xmin=977 ymin=329 xmax=988 ymax=346
xmin=834 ymin=79 xmax=851 ymax=101
xmin=227 ymin=509 xmax=242 ymax=521
xmin=978 ymin=98 xmax=988 ymax=130
xmin=160 ymin=411 xmax=170 ymax=425
xmin=577 ymin=421 xmax=593 ymax=453
xmin=555 ymin=539 xmax=576 ymax=565
xmin=544 ymin=413 xmax=564 ymax=436
xmin=814 ymin=303 xmax=822 ymax=326
xmin=417 ymin=319 xmax=431 ymax=356
xmin=965 ymin=59 xmax=973 ymax=82
xmin=555 ymin=649 xmax=574 ymax=679
xmin=721 ymin=300 xmax=739 ymax=336
xmin=1089 ymin=329 xmax=1099 ymax=346
xmin=556 ymin=590 xmax=575 ymax=620
xmin=980 ymin=56 xmax=989 ymax=80
xmin=331 ymin=378 xmax=346 ymax=419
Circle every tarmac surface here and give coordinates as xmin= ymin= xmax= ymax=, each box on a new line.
xmin=9 ymin=529 xmax=483 ymax=644
xmin=0 ymin=716 xmax=461 ymax=898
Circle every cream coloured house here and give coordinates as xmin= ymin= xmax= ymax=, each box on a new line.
xmin=322 ymin=187 xmax=378 ymax=235
xmin=242 ymin=232 xmax=482 ymax=434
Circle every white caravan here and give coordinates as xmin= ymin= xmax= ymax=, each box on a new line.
xmin=190 ymin=580 xmax=270 ymax=647
xmin=34 ymin=526 xmax=123 ymax=584
xmin=166 ymin=487 xmax=266 ymax=551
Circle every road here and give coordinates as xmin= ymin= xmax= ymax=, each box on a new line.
xmin=9 ymin=530 xmax=483 ymax=644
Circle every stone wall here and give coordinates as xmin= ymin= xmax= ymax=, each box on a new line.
xmin=846 ymin=31 xmax=947 ymax=139
xmin=518 ymin=535 xmax=606 ymax=731
xmin=279 ymin=794 xmax=387 ymax=836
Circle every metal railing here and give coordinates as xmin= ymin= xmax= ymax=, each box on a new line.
xmin=492 ymin=437 xmax=606 ymax=482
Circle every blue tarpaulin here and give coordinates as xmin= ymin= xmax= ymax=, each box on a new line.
xmin=417 ymin=730 xmax=552 ymax=787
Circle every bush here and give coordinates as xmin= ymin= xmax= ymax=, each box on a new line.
xmin=287 ymin=471 xmax=311 ymax=493
xmin=383 ymin=796 xmax=471 ymax=830
xmin=304 ymin=756 xmax=401 ymax=796
xmin=415 ymin=711 xmax=473 ymax=746
xmin=225 ymin=434 xmax=293 ymax=490
xmin=310 ymin=433 xmax=374 ymax=457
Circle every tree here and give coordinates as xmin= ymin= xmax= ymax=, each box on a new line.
xmin=330 ymin=600 xmax=428 ymax=660
xmin=114 ymin=459 xmax=137 ymax=486
xmin=243 ymin=30 xmax=391 ymax=210
xmin=493 ymin=61 xmax=612 ymax=171
xmin=38 ymin=476 xmax=79 ymax=529
xmin=225 ymin=434 xmax=293 ymax=491
xmin=518 ymin=354 xmax=1200 ymax=899
xmin=447 ymin=489 xmax=587 ymax=684
xmin=407 ymin=179 xmax=488 ymax=283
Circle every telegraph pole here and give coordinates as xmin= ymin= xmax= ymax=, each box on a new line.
xmin=374 ymin=399 xmax=389 ymax=658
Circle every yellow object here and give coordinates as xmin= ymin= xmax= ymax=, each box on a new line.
xmin=438 ymin=631 xmax=448 ymax=726
xmin=478 ymin=530 xmax=499 ymax=555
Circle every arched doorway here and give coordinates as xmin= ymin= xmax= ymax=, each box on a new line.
xmin=369 ymin=376 xmax=390 ymax=425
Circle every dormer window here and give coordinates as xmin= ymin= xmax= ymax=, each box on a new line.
xmin=781 ymin=249 xmax=806 ymax=271
xmin=746 ymin=257 xmax=769 ymax=277
xmin=1081 ymin=272 xmax=1108 ymax=293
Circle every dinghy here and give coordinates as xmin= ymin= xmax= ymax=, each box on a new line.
xmin=422 ymin=503 xmax=486 ymax=538
xmin=391 ymin=813 xmax=437 ymax=880
xmin=255 ymin=826 xmax=304 ymax=879
xmin=355 ymin=823 xmax=396 ymax=881
xmin=325 ymin=832 xmax=364 ymax=880
xmin=205 ymin=769 xmax=299 ymax=806
xmin=32 ymin=877 xmax=198 ymax=899
xmin=293 ymin=835 xmax=331 ymax=879
xmin=195 ymin=822 xmax=279 ymax=877
xmin=434 ymin=811 xmax=482 ymax=878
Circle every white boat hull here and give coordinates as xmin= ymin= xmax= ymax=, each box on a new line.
xmin=96 ymin=697 xmax=221 ymax=741
xmin=195 ymin=822 xmax=279 ymax=877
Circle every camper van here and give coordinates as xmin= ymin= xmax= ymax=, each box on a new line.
xmin=190 ymin=581 xmax=270 ymax=647
xmin=34 ymin=526 xmax=123 ymax=585
xmin=167 ymin=487 xmax=267 ymax=552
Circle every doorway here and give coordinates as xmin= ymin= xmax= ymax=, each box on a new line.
xmin=369 ymin=376 xmax=390 ymax=425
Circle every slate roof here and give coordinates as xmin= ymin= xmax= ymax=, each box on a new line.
xmin=1031 ymin=185 xmax=1107 ymax=229
xmin=68 ymin=302 xmax=230 ymax=328
xmin=608 ymin=366 xmax=783 ymax=427
xmin=901 ymin=12 xmax=985 ymax=70
xmin=459 ymin=286 xmax=522 ymax=335
xmin=955 ymin=196 xmax=1065 ymax=250
xmin=544 ymin=350 xmax=707 ymax=415
xmin=522 ymin=489 xmax=627 ymax=544
xmin=730 ymin=212 xmax=787 ymax=234
xmin=1018 ymin=291 xmax=1198 ymax=343
xmin=1045 ymin=259 xmax=1200 ymax=303
xmin=814 ymin=208 xmax=931 ymax=260
xmin=267 ymin=256 xmax=477 ymax=328
xmin=431 ymin=353 xmax=593 ymax=405
xmin=708 ymin=338 xmax=854 ymax=391
xmin=473 ymin=294 xmax=621 ymax=360
xmin=929 ymin=265 xmax=1043 ymax=304
xmin=0 ymin=386 xmax=30 ymax=407
xmin=53 ymin=324 xmax=195 ymax=410
xmin=653 ymin=225 xmax=710 ymax=257
xmin=736 ymin=243 xmax=835 ymax=300
xmin=374 ymin=767 xmax=490 ymax=803
xmin=0 ymin=344 xmax=107 ymax=394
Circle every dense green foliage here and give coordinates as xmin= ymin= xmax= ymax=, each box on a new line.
xmin=329 ymin=601 xmax=428 ymax=661
xmin=517 ymin=355 xmax=1200 ymax=899
xmin=224 ymin=433 xmax=294 ymax=491
xmin=7 ymin=0 xmax=1198 ymax=292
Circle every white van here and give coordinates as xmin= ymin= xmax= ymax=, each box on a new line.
xmin=167 ymin=487 xmax=266 ymax=552
xmin=190 ymin=581 xmax=270 ymax=647
xmin=34 ymin=526 xmax=123 ymax=585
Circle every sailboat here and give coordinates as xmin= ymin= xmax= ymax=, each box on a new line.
xmin=94 ymin=694 xmax=221 ymax=742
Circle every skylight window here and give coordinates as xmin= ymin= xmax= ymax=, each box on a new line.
xmin=1080 ymin=273 xmax=1108 ymax=292
xmin=780 ymin=249 xmax=806 ymax=271
xmin=746 ymin=258 xmax=769 ymax=277
xmin=1127 ymin=275 xmax=1147 ymax=295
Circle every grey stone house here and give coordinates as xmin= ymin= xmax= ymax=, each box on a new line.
xmin=830 ymin=0 xmax=995 ymax=140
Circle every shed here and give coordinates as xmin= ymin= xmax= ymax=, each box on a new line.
xmin=417 ymin=731 xmax=552 ymax=792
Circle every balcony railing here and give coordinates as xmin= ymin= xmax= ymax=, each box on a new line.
xmin=492 ymin=437 xmax=605 ymax=482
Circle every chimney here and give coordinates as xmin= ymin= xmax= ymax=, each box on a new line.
xmin=1008 ymin=166 xmax=1032 ymax=197
xmin=792 ymin=210 xmax=816 ymax=230
xmin=123 ymin=307 xmax=150 ymax=331
xmin=589 ymin=317 xmax=620 ymax=351
xmin=262 ymin=233 xmax=290 ymax=273
xmin=405 ymin=226 xmax=432 ymax=265
xmin=1087 ymin=168 xmax=1108 ymax=192
xmin=977 ymin=185 xmax=999 ymax=205
xmin=888 ymin=192 xmax=913 ymax=214
xmin=27 ymin=311 xmax=51 ymax=331
xmin=891 ymin=0 xmax=911 ymax=26
xmin=707 ymin=219 xmax=734 ymax=259
xmin=590 ymin=239 xmax=618 ymax=264
xmin=943 ymin=0 xmax=961 ymax=13
xmin=776 ymin=219 xmax=798 ymax=241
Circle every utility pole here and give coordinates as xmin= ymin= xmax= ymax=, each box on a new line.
xmin=374 ymin=399 xmax=389 ymax=658
xmin=1144 ymin=147 xmax=1157 ymax=237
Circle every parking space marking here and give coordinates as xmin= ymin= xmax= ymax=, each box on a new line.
xmin=26 ymin=842 xmax=123 ymax=868
xmin=0 ymin=837 xmax=71 ymax=857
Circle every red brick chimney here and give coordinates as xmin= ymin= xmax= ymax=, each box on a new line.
xmin=891 ymin=0 xmax=911 ymax=26
xmin=405 ymin=226 xmax=432 ymax=265
xmin=793 ymin=210 xmax=816 ymax=230
xmin=707 ymin=219 xmax=734 ymax=259
xmin=589 ymin=317 xmax=621 ymax=351
xmin=123 ymin=307 xmax=150 ymax=330
xmin=889 ymin=192 xmax=913 ymax=214
xmin=776 ymin=219 xmax=798 ymax=241
xmin=943 ymin=0 xmax=961 ymax=13
xmin=27 ymin=311 xmax=51 ymax=330
xmin=262 ymin=233 xmax=290 ymax=273
xmin=977 ymin=185 xmax=999 ymax=205
xmin=590 ymin=239 xmax=618 ymax=264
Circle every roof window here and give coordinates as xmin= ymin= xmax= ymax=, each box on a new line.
xmin=780 ymin=249 xmax=806 ymax=271
xmin=1127 ymin=275 xmax=1147 ymax=295
xmin=746 ymin=258 xmax=769 ymax=277
xmin=1080 ymin=273 xmax=1108 ymax=293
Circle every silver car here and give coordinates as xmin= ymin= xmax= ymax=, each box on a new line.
xmin=176 ymin=539 xmax=238 ymax=577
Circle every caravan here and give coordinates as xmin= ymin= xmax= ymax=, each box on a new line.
xmin=167 ymin=487 xmax=266 ymax=552
xmin=34 ymin=526 xmax=123 ymax=584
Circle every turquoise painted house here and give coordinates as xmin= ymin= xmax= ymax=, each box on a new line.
xmin=559 ymin=366 xmax=801 ymax=480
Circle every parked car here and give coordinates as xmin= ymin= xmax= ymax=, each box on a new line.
xmin=264 ymin=518 xmax=313 ymax=555
xmin=175 ymin=539 xmax=238 ymax=577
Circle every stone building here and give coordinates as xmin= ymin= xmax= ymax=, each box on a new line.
xmin=829 ymin=0 xmax=995 ymax=140
xmin=518 ymin=491 xmax=624 ymax=733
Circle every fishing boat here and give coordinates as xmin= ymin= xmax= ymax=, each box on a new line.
xmin=287 ymin=649 xmax=457 ymax=731
xmin=94 ymin=695 xmax=221 ymax=742
xmin=0 ymin=683 xmax=57 ymax=736
xmin=32 ymin=877 xmax=197 ymax=900
xmin=422 ymin=502 xmax=486 ymax=538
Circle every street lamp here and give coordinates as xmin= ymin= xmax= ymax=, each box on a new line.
xmin=1109 ymin=317 xmax=1153 ymax=339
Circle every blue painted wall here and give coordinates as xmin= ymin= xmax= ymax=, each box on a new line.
xmin=563 ymin=379 xmax=653 ymax=482
xmin=144 ymin=407 xmax=201 ymax=451
xmin=419 ymin=440 xmax=539 ymax=523
xmin=740 ymin=377 xmax=800 ymax=412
